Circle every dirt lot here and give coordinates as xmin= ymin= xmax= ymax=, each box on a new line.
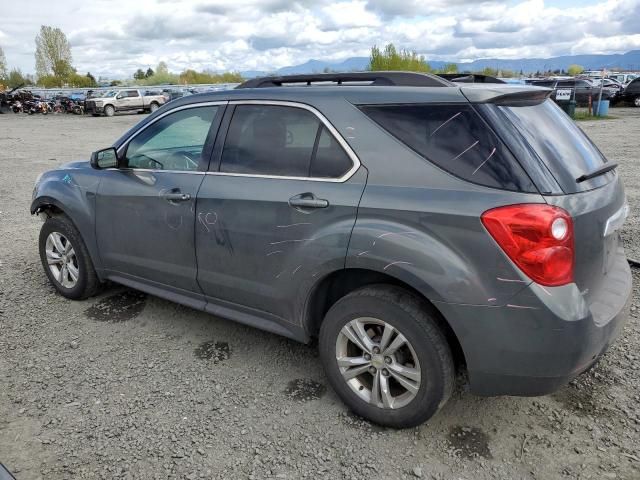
xmin=1 ymin=109 xmax=639 ymax=480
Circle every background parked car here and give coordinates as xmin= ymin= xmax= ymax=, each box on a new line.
xmin=85 ymin=89 xmax=167 ymax=116
xmin=526 ymin=78 xmax=617 ymax=105
xmin=619 ymin=77 xmax=640 ymax=107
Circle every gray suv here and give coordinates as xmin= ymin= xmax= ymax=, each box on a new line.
xmin=32 ymin=72 xmax=631 ymax=428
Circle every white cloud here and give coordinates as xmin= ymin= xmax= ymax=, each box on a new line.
xmin=0 ymin=0 xmax=638 ymax=78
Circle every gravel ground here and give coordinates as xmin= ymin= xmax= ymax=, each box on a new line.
xmin=1 ymin=109 xmax=639 ymax=480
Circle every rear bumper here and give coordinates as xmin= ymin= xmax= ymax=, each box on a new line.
xmin=436 ymin=251 xmax=632 ymax=396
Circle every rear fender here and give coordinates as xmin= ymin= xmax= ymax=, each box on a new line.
xmin=346 ymin=217 xmax=531 ymax=307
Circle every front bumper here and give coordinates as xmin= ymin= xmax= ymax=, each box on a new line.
xmin=85 ymin=102 xmax=104 ymax=114
xmin=436 ymin=249 xmax=632 ymax=396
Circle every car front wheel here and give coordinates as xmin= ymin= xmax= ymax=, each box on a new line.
xmin=39 ymin=215 xmax=100 ymax=300
xmin=634 ymin=96 xmax=640 ymax=108
xmin=104 ymin=105 xmax=115 ymax=117
xmin=319 ymin=285 xmax=454 ymax=428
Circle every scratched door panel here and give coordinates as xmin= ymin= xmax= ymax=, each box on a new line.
xmin=96 ymin=170 xmax=204 ymax=293
xmin=195 ymin=169 xmax=367 ymax=324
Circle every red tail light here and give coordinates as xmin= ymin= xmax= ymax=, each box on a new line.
xmin=481 ymin=204 xmax=574 ymax=287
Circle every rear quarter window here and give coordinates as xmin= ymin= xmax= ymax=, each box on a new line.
xmin=360 ymin=104 xmax=537 ymax=192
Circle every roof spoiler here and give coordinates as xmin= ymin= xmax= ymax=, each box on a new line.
xmin=436 ymin=73 xmax=505 ymax=84
xmin=237 ymin=71 xmax=453 ymax=89
xmin=461 ymin=86 xmax=552 ymax=106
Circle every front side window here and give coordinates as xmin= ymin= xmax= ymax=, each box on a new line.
xmin=220 ymin=104 xmax=353 ymax=178
xmin=125 ymin=106 xmax=218 ymax=171
xmin=360 ymin=104 xmax=536 ymax=192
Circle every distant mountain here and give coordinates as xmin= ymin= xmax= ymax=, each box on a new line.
xmin=241 ymin=50 xmax=640 ymax=78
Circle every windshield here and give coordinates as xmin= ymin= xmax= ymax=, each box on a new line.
xmin=498 ymin=99 xmax=613 ymax=193
xmin=101 ymin=91 xmax=117 ymax=98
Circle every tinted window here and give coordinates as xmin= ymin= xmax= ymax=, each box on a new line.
xmin=360 ymin=104 xmax=536 ymax=192
xmin=125 ymin=106 xmax=218 ymax=171
xmin=310 ymin=127 xmax=352 ymax=178
xmin=498 ymin=99 xmax=611 ymax=193
xmin=220 ymin=105 xmax=352 ymax=178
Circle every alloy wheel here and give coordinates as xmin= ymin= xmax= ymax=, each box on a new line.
xmin=45 ymin=232 xmax=79 ymax=288
xmin=335 ymin=317 xmax=421 ymax=409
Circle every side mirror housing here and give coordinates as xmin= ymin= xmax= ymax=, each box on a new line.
xmin=90 ymin=147 xmax=119 ymax=169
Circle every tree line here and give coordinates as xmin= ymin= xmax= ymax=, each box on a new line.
xmin=368 ymin=44 xmax=587 ymax=79
xmin=0 ymin=25 xmax=243 ymax=90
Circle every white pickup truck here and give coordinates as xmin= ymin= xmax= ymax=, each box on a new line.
xmin=85 ymin=89 xmax=168 ymax=117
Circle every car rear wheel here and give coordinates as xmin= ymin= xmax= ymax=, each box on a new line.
xmin=104 ymin=105 xmax=115 ymax=117
xmin=634 ymin=96 xmax=640 ymax=108
xmin=39 ymin=215 xmax=100 ymax=300
xmin=319 ymin=285 xmax=454 ymax=428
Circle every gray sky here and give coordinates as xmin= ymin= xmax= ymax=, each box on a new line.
xmin=1 ymin=0 xmax=639 ymax=78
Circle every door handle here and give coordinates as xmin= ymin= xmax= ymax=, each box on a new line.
xmin=289 ymin=193 xmax=329 ymax=209
xmin=162 ymin=192 xmax=191 ymax=202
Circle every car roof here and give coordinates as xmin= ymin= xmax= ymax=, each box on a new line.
xmin=167 ymin=83 xmax=551 ymax=108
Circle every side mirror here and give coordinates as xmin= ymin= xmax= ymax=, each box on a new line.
xmin=90 ymin=147 xmax=118 ymax=169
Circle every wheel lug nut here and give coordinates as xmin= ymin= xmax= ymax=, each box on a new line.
xmin=382 ymin=369 xmax=389 ymax=376
xmin=384 ymin=356 xmax=392 ymax=364
xmin=364 ymin=353 xmax=371 ymax=361
xmin=372 ymin=346 xmax=380 ymax=354
xmin=368 ymin=366 xmax=376 ymax=374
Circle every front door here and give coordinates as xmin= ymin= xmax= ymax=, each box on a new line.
xmin=196 ymin=102 xmax=366 ymax=323
xmin=96 ymin=103 xmax=224 ymax=294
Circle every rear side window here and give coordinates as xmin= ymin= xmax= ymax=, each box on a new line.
xmin=220 ymin=104 xmax=353 ymax=179
xmin=360 ymin=104 xmax=536 ymax=192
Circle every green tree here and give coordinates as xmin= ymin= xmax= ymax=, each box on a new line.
xmin=0 ymin=46 xmax=7 ymax=81
xmin=481 ymin=67 xmax=499 ymax=77
xmin=86 ymin=72 xmax=97 ymax=86
xmin=110 ymin=80 xmax=121 ymax=86
xmin=7 ymin=68 xmax=26 ymax=88
xmin=567 ymin=64 xmax=584 ymax=76
xmin=35 ymin=25 xmax=73 ymax=79
xmin=368 ymin=44 xmax=431 ymax=73
xmin=133 ymin=68 xmax=145 ymax=80
xmin=145 ymin=67 xmax=154 ymax=78
xmin=441 ymin=63 xmax=458 ymax=73
xmin=178 ymin=69 xmax=243 ymax=85
xmin=156 ymin=61 xmax=168 ymax=75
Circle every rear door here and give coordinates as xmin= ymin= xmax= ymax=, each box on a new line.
xmin=96 ymin=102 xmax=225 ymax=295
xmin=195 ymin=101 xmax=366 ymax=323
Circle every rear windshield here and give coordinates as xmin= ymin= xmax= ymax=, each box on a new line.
xmin=498 ymin=99 xmax=613 ymax=193
xmin=360 ymin=104 xmax=536 ymax=192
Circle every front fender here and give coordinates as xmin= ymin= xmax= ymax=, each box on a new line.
xmin=31 ymin=169 xmax=104 ymax=275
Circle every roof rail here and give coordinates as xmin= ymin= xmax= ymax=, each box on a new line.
xmin=236 ymin=71 xmax=453 ymax=89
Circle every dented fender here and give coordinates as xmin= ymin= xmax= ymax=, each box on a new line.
xmin=31 ymin=164 xmax=104 ymax=275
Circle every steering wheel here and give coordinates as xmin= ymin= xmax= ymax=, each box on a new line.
xmin=177 ymin=152 xmax=199 ymax=170
xmin=128 ymin=154 xmax=164 ymax=170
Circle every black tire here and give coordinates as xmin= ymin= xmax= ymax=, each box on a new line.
xmin=634 ymin=96 xmax=640 ymax=108
xmin=319 ymin=285 xmax=454 ymax=428
xmin=149 ymin=102 xmax=159 ymax=113
xmin=104 ymin=105 xmax=115 ymax=117
xmin=38 ymin=215 xmax=100 ymax=300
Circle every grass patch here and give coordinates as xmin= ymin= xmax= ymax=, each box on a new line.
xmin=573 ymin=109 xmax=616 ymax=121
